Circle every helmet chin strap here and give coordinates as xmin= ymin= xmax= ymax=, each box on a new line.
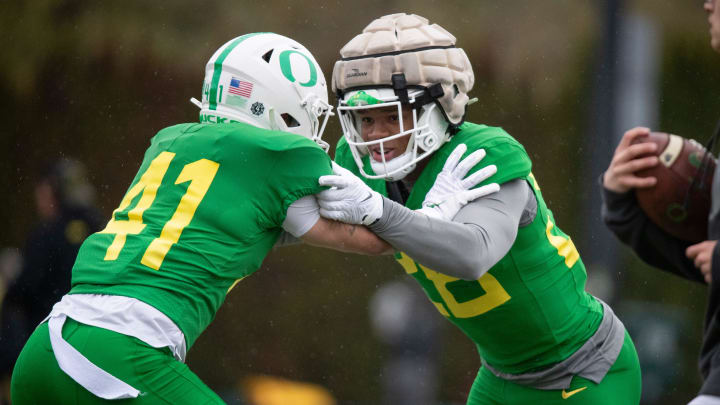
xmin=268 ymin=107 xmax=281 ymax=131
xmin=391 ymin=74 xmax=445 ymax=112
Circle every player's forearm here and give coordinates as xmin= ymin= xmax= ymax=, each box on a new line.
xmin=369 ymin=190 xmax=520 ymax=280
xmin=301 ymin=218 xmax=392 ymax=255
xmin=370 ymin=204 xmax=495 ymax=279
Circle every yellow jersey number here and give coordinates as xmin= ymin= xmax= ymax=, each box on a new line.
xmin=394 ymin=173 xmax=580 ymax=318
xmin=99 ymin=151 xmax=219 ymax=270
xmin=395 ymin=252 xmax=510 ymax=318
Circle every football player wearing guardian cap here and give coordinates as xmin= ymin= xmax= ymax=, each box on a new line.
xmin=10 ymin=32 xmax=447 ymax=404
xmin=319 ymin=13 xmax=642 ymax=405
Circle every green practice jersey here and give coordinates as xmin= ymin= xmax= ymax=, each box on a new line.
xmin=71 ymin=122 xmax=331 ymax=348
xmin=335 ymin=122 xmax=603 ymax=374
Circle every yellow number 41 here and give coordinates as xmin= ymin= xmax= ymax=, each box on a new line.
xmin=100 ymin=151 xmax=219 ymax=270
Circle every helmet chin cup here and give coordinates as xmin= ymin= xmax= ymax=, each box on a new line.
xmin=370 ymin=152 xmax=416 ymax=181
xmin=388 ymin=163 xmax=416 ymax=181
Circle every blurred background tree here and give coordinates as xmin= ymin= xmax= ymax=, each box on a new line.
xmin=1 ymin=1 xmax=719 ymax=404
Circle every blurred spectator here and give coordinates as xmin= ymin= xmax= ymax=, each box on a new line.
xmin=0 ymin=248 xmax=22 ymax=306
xmin=368 ymin=279 xmax=442 ymax=405
xmin=0 ymin=248 xmax=21 ymax=404
xmin=620 ymin=301 xmax=689 ymax=405
xmin=0 ymin=159 xmax=103 ymax=389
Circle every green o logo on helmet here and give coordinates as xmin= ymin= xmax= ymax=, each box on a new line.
xmin=279 ymin=50 xmax=317 ymax=87
xmin=346 ymin=91 xmax=382 ymax=107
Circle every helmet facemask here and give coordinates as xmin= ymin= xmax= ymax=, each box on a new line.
xmin=338 ymin=88 xmax=449 ymax=181
xmin=299 ymin=92 xmax=332 ymax=151
xmin=268 ymin=91 xmax=333 ymax=152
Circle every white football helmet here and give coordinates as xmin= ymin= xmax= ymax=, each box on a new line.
xmin=192 ymin=33 xmax=332 ymax=150
xmin=332 ymin=13 xmax=475 ymax=180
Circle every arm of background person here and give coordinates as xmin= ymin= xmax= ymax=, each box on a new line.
xmin=600 ymin=127 xmax=704 ymax=283
xmin=601 ymin=183 xmax=704 ymax=283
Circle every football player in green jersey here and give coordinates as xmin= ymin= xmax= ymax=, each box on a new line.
xmin=10 ymin=33 xmax=498 ymax=404
xmin=317 ymin=13 xmax=643 ymax=405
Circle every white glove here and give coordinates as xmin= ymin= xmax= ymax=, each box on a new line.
xmin=317 ymin=162 xmax=384 ymax=225
xmin=418 ymin=144 xmax=499 ymax=221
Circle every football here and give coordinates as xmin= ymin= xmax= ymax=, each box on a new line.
xmin=632 ymin=132 xmax=716 ymax=243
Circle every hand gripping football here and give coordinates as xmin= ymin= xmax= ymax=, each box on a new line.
xmin=632 ymin=132 xmax=715 ymax=243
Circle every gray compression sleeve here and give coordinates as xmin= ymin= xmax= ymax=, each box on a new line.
xmin=275 ymin=195 xmax=320 ymax=248
xmin=368 ymin=179 xmax=532 ymax=280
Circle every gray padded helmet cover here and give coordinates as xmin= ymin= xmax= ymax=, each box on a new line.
xmin=332 ymin=13 xmax=474 ymax=125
